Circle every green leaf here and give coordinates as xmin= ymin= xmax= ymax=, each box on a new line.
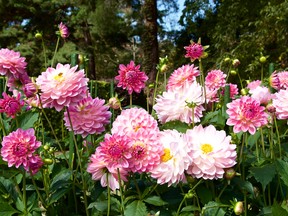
xmin=160 ymin=120 xmax=190 ymax=133
xmin=16 ymin=111 xmax=39 ymax=130
xmin=181 ymin=205 xmax=200 ymax=212
xmin=276 ymin=159 xmax=288 ymax=187
xmin=196 ymin=184 xmax=213 ymax=205
xmin=15 ymin=197 xmax=25 ymax=212
xmin=249 ymin=163 xmax=276 ymax=190
xmin=0 ymin=202 xmax=20 ymax=216
xmin=202 ymin=201 xmax=226 ymax=216
xmin=49 ymin=169 xmax=72 ymax=192
xmin=247 ymin=131 xmax=261 ymax=148
xmin=272 ymin=202 xmax=288 ymax=216
xmin=232 ymin=177 xmax=255 ymax=196
xmin=124 ymin=200 xmax=147 ymax=216
xmin=48 ymin=187 xmax=71 ymax=205
xmin=144 ymin=196 xmax=168 ymax=206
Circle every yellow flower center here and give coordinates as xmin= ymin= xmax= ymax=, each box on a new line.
xmin=54 ymin=72 xmax=64 ymax=82
xmin=133 ymin=125 xmax=141 ymax=132
xmin=201 ymin=143 xmax=213 ymax=154
xmin=161 ymin=148 xmax=173 ymax=162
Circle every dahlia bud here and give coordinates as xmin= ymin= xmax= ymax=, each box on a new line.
xmin=224 ymin=168 xmax=236 ymax=180
xmin=240 ymin=88 xmax=248 ymax=96
xmin=230 ymin=70 xmax=237 ymax=76
xmin=108 ymin=97 xmax=121 ymax=110
xmin=35 ymin=32 xmax=42 ymax=40
xmin=266 ymin=103 xmax=276 ymax=113
xmin=259 ymin=56 xmax=267 ymax=63
xmin=233 ymin=201 xmax=244 ymax=215
xmin=23 ymin=82 xmax=38 ymax=98
xmin=43 ymin=158 xmax=53 ymax=165
xmin=232 ymin=59 xmax=240 ymax=67
xmin=224 ymin=57 xmax=231 ymax=62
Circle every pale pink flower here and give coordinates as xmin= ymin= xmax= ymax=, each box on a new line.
xmin=87 ymin=151 xmax=128 ymax=191
xmin=115 ymin=61 xmax=148 ymax=95
xmin=96 ymin=133 xmax=132 ymax=170
xmin=64 ymin=96 xmax=111 ymax=137
xmin=0 ymin=48 xmax=27 ymax=78
xmin=184 ymin=43 xmax=204 ymax=61
xmin=221 ymin=84 xmax=239 ymax=99
xmin=167 ymin=64 xmax=200 ymax=91
xmin=269 ymin=71 xmax=280 ymax=90
xmin=150 ymin=130 xmax=192 ymax=186
xmin=127 ymin=131 xmax=163 ymax=173
xmin=111 ymin=108 xmax=163 ymax=173
xmin=277 ymin=71 xmax=288 ymax=90
xmin=154 ymin=81 xmax=205 ymax=124
xmin=25 ymin=94 xmax=41 ymax=109
xmin=1 ymin=128 xmax=41 ymax=170
xmin=0 ymin=92 xmax=24 ymax=118
xmin=226 ymin=96 xmax=268 ymax=134
xmin=36 ymin=63 xmax=89 ymax=111
xmin=205 ymin=87 xmax=219 ymax=103
xmin=249 ymin=85 xmax=272 ymax=105
xmin=185 ymin=125 xmax=237 ymax=180
xmin=247 ymin=80 xmax=261 ymax=90
xmin=272 ymin=89 xmax=288 ymax=120
xmin=111 ymin=107 xmax=159 ymax=136
xmin=26 ymin=154 xmax=43 ymax=175
xmin=205 ymin=70 xmax=226 ymax=90
xmin=58 ymin=22 xmax=69 ymax=38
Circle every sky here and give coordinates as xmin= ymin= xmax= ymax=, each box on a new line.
xmin=161 ymin=0 xmax=185 ymax=31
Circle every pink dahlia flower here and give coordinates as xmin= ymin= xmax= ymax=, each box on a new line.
xmin=7 ymin=72 xmax=31 ymax=92
xmin=36 ymin=63 xmax=89 ymax=111
xmin=154 ymin=81 xmax=205 ymax=124
xmin=115 ymin=61 xmax=148 ymax=95
xmin=127 ymin=131 xmax=163 ymax=173
xmin=23 ymin=82 xmax=38 ymax=98
xmin=184 ymin=43 xmax=204 ymax=61
xmin=167 ymin=64 xmax=200 ymax=91
xmin=221 ymin=83 xmax=239 ymax=99
xmin=150 ymin=130 xmax=192 ymax=186
xmin=27 ymin=154 xmax=43 ymax=175
xmin=111 ymin=107 xmax=162 ymax=173
xmin=226 ymin=96 xmax=268 ymax=134
xmin=277 ymin=71 xmax=288 ymax=90
xmin=249 ymin=85 xmax=272 ymax=105
xmin=1 ymin=128 xmax=41 ymax=170
xmin=64 ymin=96 xmax=111 ymax=137
xmin=0 ymin=48 xmax=27 ymax=79
xmin=269 ymin=71 xmax=280 ymax=90
xmin=247 ymin=80 xmax=261 ymax=90
xmin=272 ymin=89 xmax=288 ymax=120
xmin=58 ymin=22 xmax=69 ymax=38
xmin=96 ymin=133 xmax=132 ymax=170
xmin=205 ymin=69 xmax=226 ymax=90
xmin=87 ymin=151 xmax=128 ymax=191
xmin=185 ymin=125 xmax=237 ymax=180
xmin=0 ymin=92 xmax=24 ymax=118
xmin=111 ymin=107 xmax=159 ymax=136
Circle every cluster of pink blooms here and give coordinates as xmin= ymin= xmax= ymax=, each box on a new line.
xmin=1 ymin=128 xmax=43 ymax=175
xmin=115 ymin=60 xmax=148 ymax=95
xmin=87 ymin=107 xmax=238 ymax=189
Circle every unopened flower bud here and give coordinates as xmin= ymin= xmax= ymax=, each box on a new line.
xmin=240 ymin=88 xmax=248 ymax=96
xmin=234 ymin=201 xmax=244 ymax=215
xmin=259 ymin=56 xmax=267 ymax=63
xmin=43 ymin=158 xmax=53 ymax=165
xmin=232 ymin=59 xmax=240 ymax=67
xmin=224 ymin=57 xmax=230 ymax=62
xmin=224 ymin=168 xmax=236 ymax=180
xmin=230 ymin=70 xmax=237 ymax=76
xmin=35 ymin=32 xmax=42 ymax=40
xmin=108 ymin=97 xmax=121 ymax=110
xmin=23 ymin=82 xmax=38 ymax=98
xmin=266 ymin=103 xmax=276 ymax=113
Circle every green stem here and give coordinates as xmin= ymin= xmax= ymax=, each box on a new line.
xmin=66 ymin=109 xmax=89 ymax=216
xmin=107 ymin=174 xmax=111 ymax=216
xmin=199 ymin=59 xmax=207 ymax=107
xmin=51 ymin=36 xmax=60 ymax=67
xmin=260 ymin=128 xmax=265 ymax=156
xmin=261 ymin=64 xmax=264 ymax=82
xmin=151 ymin=69 xmax=160 ymax=116
xmin=23 ymin=171 xmax=27 ymax=215
xmin=41 ymin=38 xmax=47 ymax=68
xmin=30 ymin=170 xmax=47 ymax=209
xmin=130 ymin=93 xmax=132 ymax=108
xmin=237 ymin=72 xmax=244 ymax=89
xmin=274 ymin=116 xmax=282 ymax=158
xmin=117 ymin=169 xmax=125 ymax=215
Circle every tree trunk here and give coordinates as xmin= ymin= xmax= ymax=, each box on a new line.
xmin=141 ymin=0 xmax=159 ymax=83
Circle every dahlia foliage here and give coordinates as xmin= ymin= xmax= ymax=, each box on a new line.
xmin=0 ymin=31 xmax=288 ymax=216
